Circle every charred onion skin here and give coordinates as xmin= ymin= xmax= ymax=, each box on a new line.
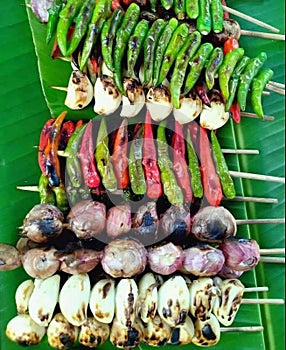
xmin=0 ymin=243 xmax=21 ymax=272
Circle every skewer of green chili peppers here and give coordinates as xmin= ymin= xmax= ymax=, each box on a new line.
xmin=46 ymin=0 xmax=63 ymax=44
xmin=205 ymin=47 xmax=224 ymax=90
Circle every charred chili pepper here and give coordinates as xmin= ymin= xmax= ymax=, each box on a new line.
xmin=205 ymin=47 xmax=224 ymax=90
xmin=38 ymin=174 xmax=56 ymax=205
xmin=129 ymin=124 xmax=147 ymax=195
xmin=52 ymin=183 xmax=69 ymax=213
xmin=44 ymin=111 xmax=67 ymax=187
xmin=199 ymin=126 xmax=223 ymax=206
xmin=251 ymin=68 xmax=274 ymax=118
xmin=59 ymin=120 xmax=75 ymax=150
xmin=101 ymin=9 xmax=123 ymax=73
xmin=170 ymin=31 xmax=201 ymax=109
xmin=184 ymin=42 xmax=213 ymax=95
xmin=195 ymin=82 xmax=210 ymax=105
xmin=186 ymin=0 xmax=198 ymax=19
xmin=95 ymin=118 xmax=117 ymax=192
xmin=161 ymin=0 xmax=173 ymax=10
xmin=158 ymin=22 xmax=189 ymax=86
xmin=174 ymin=0 xmax=186 ymax=20
xmin=110 ymin=118 xmax=130 ymax=189
xmin=80 ymin=0 xmax=112 ymax=70
xmin=218 ymin=47 xmax=244 ymax=101
xmin=78 ymin=120 xmax=101 ymax=188
xmin=197 ymin=0 xmax=211 ymax=35
xmin=56 ymin=0 xmax=85 ymax=56
xmin=142 ymin=111 xmax=163 ymax=199
xmin=211 ymin=0 xmax=223 ymax=33
xmin=38 ymin=119 xmax=55 ymax=176
xmin=46 ymin=0 xmax=63 ymax=44
xmin=143 ymin=18 xmax=166 ymax=87
xmin=126 ymin=19 xmax=149 ymax=79
xmin=113 ymin=3 xmax=141 ymax=94
xmin=237 ymin=52 xmax=267 ymax=111
xmin=153 ymin=17 xmax=178 ymax=86
xmin=172 ymin=121 xmax=193 ymax=202
xmin=66 ymin=0 xmax=95 ymax=56
xmin=157 ymin=121 xmax=184 ymax=205
xmin=211 ymin=130 xmax=236 ymax=199
xmin=186 ymin=127 xmax=203 ymax=198
xmin=75 ymin=119 xmax=84 ymax=129
xmin=229 ymin=101 xmax=241 ymax=123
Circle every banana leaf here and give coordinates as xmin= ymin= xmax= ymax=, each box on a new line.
xmin=0 ymin=1 xmax=284 ymax=350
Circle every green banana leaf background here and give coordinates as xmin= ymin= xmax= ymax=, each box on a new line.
xmin=0 ymin=1 xmax=284 ymax=350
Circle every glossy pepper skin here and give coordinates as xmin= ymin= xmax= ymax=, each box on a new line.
xmin=113 ymin=3 xmax=141 ymax=94
xmin=205 ymin=47 xmax=224 ymax=90
xmin=160 ymin=0 xmax=173 ymax=10
xmin=157 ymin=121 xmax=184 ymax=205
xmin=237 ymin=51 xmax=267 ymax=111
xmin=149 ymin=0 xmax=158 ymax=12
xmin=211 ymin=130 xmax=236 ymax=199
xmin=38 ymin=119 xmax=55 ymax=176
xmin=174 ymin=0 xmax=186 ymax=20
xmin=46 ymin=0 xmax=63 ymax=44
xmin=229 ymin=101 xmax=241 ymax=124
xmin=251 ymin=68 xmax=274 ymax=118
xmin=59 ymin=120 xmax=75 ymax=150
xmin=52 ymin=183 xmax=69 ymax=213
xmin=210 ymin=0 xmax=223 ymax=33
xmin=197 ymin=0 xmax=211 ymax=35
xmin=38 ymin=174 xmax=56 ymax=205
xmin=186 ymin=0 xmax=199 ymax=19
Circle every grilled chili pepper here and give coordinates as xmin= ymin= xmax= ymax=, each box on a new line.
xmin=184 ymin=42 xmax=213 ymax=95
xmin=149 ymin=0 xmax=158 ymax=12
xmin=143 ymin=19 xmax=166 ymax=87
xmin=158 ymin=23 xmax=189 ymax=86
xmin=197 ymin=0 xmax=211 ymax=35
xmin=221 ymin=0 xmax=229 ymax=19
xmin=56 ymin=0 xmax=85 ymax=56
xmin=66 ymin=0 xmax=95 ymax=56
xmin=129 ymin=124 xmax=146 ymax=195
xmin=126 ymin=19 xmax=149 ymax=79
xmin=44 ymin=111 xmax=67 ymax=187
xmin=211 ymin=0 xmax=223 ymax=33
xmin=160 ymin=0 xmax=173 ymax=10
xmin=186 ymin=0 xmax=199 ymax=19
xmin=142 ymin=111 xmax=163 ymax=199
xmin=113 ymin=3 xmax=141 ymax=94
xmin=170 ymin=31 xmax=201 ymax=109
xmin=110 ymin=118 xmax=130 ymax=189
xmin=218 ymin=47 xmax=244 ymax=101
xmin=95 ymin=118 xmax=117 ymax=192
xmin=53 ymin=183 xmax=69 ymax=213
xmin=75 ymin=119 xmax=84 ymax=129
xmin=199 ymin=126 xmax=223 ymax=206
xmin=172 ymin=121 xmax=193 ymax=202
xmin=38 ymin=174 xmax=56 ymax=205
xmin=80 ymin=0 xmax=112 ymax=70
xmin=153 ymin=17 xmax=178 ymax=86
xmin=251 ymin=68 xmax=274 ymax=119
xmin=195 ymin=82 xmax=210 ymax=105
xmin=101 ymin=9 xmax=123 ymax=73
xmin=223 ymin=37 xmax=239 ymax=56
xmin=237 ymin=52 xmax=267 ymax=111
xmin=38 ymin=119 xmax=55 ymax=176
xmin=59 ymin=120 xmax=75 ymax=150
xmin=78 ymin=120 xmax=101 ymax=188
xmin=186 ymin=127 xmax=203 ymax=198
xmin=46 ymin=0 xmax=63 ymax=44
xmin=174 ymin=0 xmax=186 ymax=20
xmin=211 ymin=130 xmax=236 ymax=198
xmin=229 ymin=101 xmax=241 ymax=123
xmin=205 ymin=47 xmax=224 ymax=90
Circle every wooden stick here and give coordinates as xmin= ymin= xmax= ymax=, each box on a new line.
xmin=229 ymin=170 xmax=285 ymax=183
xmin=50 ymin=86 xmax=68 ymax=92
xmin=221 ymin=149 xmax=259 ymax=155
xmin=240 ymin=29 xmax=285 ymax=41
xmin=236 ymin=218 xmax=285 ymax=225
xmin=259 ymin=257 xmax=285 ymax=264
xmin=222 ymin=5 xmax=280 ymax=33
xmin=224 ymin=196 xmax=278 ymax=204
xmin=259 ymin=248 xmax=285 ymax=255
xmin=262 ymin=91 xmax=271 ymax=96
xmin=268 ymin=81 xmax=285 ymax=89
xmin=220 ymin=326 xmax=264 ymax=332
xmin=244 ymin=286 xmax=268 ymax=293
xmin=265 ymin=83 xmax=285 ymax=95
xmin=240 ymin=112 xmax=275 ymax=121
xmin=241 ymin=298 xmax=284 ymax=305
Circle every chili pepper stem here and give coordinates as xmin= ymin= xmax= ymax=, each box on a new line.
xmin=240 ymin=30 xmax=285 ymax=41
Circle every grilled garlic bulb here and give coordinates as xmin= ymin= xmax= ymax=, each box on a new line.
xmin=173 ymin=92 xmax=202 ymax=124
xmin=168 ymin=315 xmax=195 ymax=345
xmin=120 ymin=78 xmax=145 ymax=118
xmin=110 ymin=317 xmax=144 ymax=349
xmin=192 ymin=313 xmax=221 ymax=347
xmin=79 ymin=317 xmax=110 ymax=347
xmin=15 ymin=279 xmax=34 ymax=314
xmin=143 ymin=315 xmax=171 ymax=346
xmin=146 ymin=85 xmax=173 ymax=122
xmin=115 ymin=278 xmax=138 ymax=327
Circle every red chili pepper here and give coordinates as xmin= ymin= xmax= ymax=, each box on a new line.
xmin=221 ymin=0 xmax=229 ymax=19
xmin=59 ymin=120 xmax=75 ymax=150
xmin=51 ymin=25 xmax=75 ymax=59
xmin=110 ymin=118 xmax=130 ymax=189
xmin=111 ymin=0 xmax=124 ymax=11
xmin=223 ymin=38 xmax=239 ymax=55
xmin=38 ymin=119 xmax=55 ymax=175
xmin=199 ymin=126 xmax=223 ymax=206
xmin=78 ymin=120 xmax=101 ymax=189
xmin=229 ymin=101 xmax=241 ymax=123
xmin=195 ymin=83 xmax=211 ymax=106
xmin=172 ymin=121 xmax=193 ymax=202
xmin=142 ymin=110 xmax=163 ymax=199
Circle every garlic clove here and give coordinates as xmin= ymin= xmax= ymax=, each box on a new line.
xmin=110 ymin=317 xmax=144 ymax=349
xmin=137 ymin=272 xmax=158 ymax=323
xmin=144 ymin=314 xmax=172 ymax=346
xmin=15 ymin=279 xmax=34 ymax=314
xmin=173 ymin=93 xmax=202 ymax=124
xmin=78 ymin=317 xmax=110 ymax=347
xmin=115 ymin=278 xmax=138 ymax=327
xmin=120 ymin=78 xmax=145 ymax=118
xmin=192 ymin=313 xmax=221 ymax=347
xmin=146 ymin=85 xmax=173 ymax=122
xmin=65 ymin=70 xmax=93 ymax=110
xmin=168 ymin=315 xmax=195 ymax=345
xmin=94 ymin=75 xmax=121 ymax=115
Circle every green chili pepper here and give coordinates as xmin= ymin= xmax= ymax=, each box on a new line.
xmin=174 ymin=0 xmax=186 ymax=20
xmin=95 ymin=118 xmax=117 ymax=192
xmin=57 ymin=0 xmax=85 ymax=56
xmin=197 ymin=0 xmax=211 ymax=35
xmin=38 ymin=174 xmax=56 ymax=205
xmin=211 ymin=131 xmax=236 ymax=199
xmin=101 ymin=9 xmax=123 ymax=73
xmin=184 ymin=42 xmax=213 ymax=95
xmin=170 ymin=31 xmax=201 ymax=109
xmin=143 ymin=18 xmax=166 ymax=87
xmin=53 ymin=183 xmax=69 ymax=213
xmin=126 ymin=19 xmax=149 ymax=78
xmin=218 ymin=47 xmax=245 ymax=101
xmin=66 ymin=0 xmax=95 ymax=56
xmin=113 ymin=3 xmax=141 ymax=95
xmin=186 ymin=129 xmax=203 ymax=198
xmin=149 ymin=0 xmax=158 ymax=12
xmin=153 ymin=17 xmax=178 ymax=86
xmin=158 ymin=23 xmax=189 ymax=86
xmin=128 ymin=125 xmax=146 ymax=195
xmin=186 ymin=0 xmax=199 ymax=19
xmin=46 ymin=0 xmax=63 ymax=44
xmin=211 ymin=0 xmax=223 ymax=33
xmin=80 ymin=0 xmax=112 ymax=70
xmin=160 ymin=0 xmax=173 ymax=10
xmin=237 ymin=52 xmax=267 ymax=111
xmin=205 ymin=47 xmax=224 ymax=90
xmin=225 ymin=56 xmax=250 ymax=111
xmin=157 ymin=121 xmax=184 ymax=205
xmin=251 ymin=68 xmax=274 ymax=118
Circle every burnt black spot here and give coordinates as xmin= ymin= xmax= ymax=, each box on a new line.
xmin=170 ymin=328 xmax=180 ymax=345
xmin=59 ymin=333 xmax=74 ymax=347
xmin=206 ymin=219 xmax=227 ymax=240
xmin=89 ymin=334 xmax=96 ymax=343
xmin=202 ymin=325 xmax=217 ymax=341
xmin=126 ymin=328 xmax=139 ymax=346
xmin=102 ymin=282 xmax=111 ymax=299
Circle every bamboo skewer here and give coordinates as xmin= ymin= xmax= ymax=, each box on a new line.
xmin=259 ymin=248 xmax=285 ymax=255
xmin=240 ymin=30 xmax=285 ymax=41
xmin=229 ymin=170 xmax=285 ymax=184
xmin=241 ymin=299 xmax=284 ymax=305
xmin=220 ymin=326 xmax=264 ymax=333
xmin=240 ymin=112 xmax=275 ymax=121
xmin=265 ymin=83 xmax=285 ymax=95
xmin=268 ymin=81 xmax=285 ymax=89
xmin=236 ymin=218 xmax=285 ymax=225
xmin=224 ymin=196 xmax=278 ymax=204
xmin=244 ymin=286 xmax=268 ymax=292
xmin=259 ymin=257 xmax=285 ymax=264
xmin=221 ymin=149 xmax=259 ymax=155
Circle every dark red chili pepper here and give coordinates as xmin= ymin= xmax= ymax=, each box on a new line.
xmin=38 ymin=119 xmax=55 ymax=175
xmin=142 ymin=110 xmax=163 ymax=199
xmin=110 ymin=118 xmax=130 ymax=189
xmin=229 ymin=101 xmax=241 ymax=123
xmin=78 ymin=120 xmax=101 ymax=189
xmin=195 ymin=82 xmax=210 ymax=106
xmin=90 ymin=57 xmax=99 ymax=74
xmin=75 ymin=119 xmax=84 ymax=129
xmin=221 ymin=0 xmax=229 ymax=19
xmin=59 ymin=120 xmax=75 ymax=150
xmin=172 ymin=121 xmax=193 ymax=202
xmin=199 ymin=126 xmax=223 ymax=206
